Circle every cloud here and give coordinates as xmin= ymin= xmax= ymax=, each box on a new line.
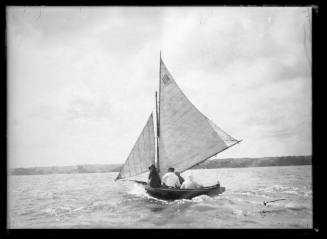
xmin=7 ymin=7 xmax=312 ymax=168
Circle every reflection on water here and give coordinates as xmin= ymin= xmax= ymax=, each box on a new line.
xmin=9 ymin=166 xmax=312 ymax=228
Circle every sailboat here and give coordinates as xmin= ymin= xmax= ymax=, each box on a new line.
xmin=115 ymin=55 xmax=241 ymax=200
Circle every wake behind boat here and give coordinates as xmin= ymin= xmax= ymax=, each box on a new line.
xmin=115 ymin=54 xmax=241 ymax=200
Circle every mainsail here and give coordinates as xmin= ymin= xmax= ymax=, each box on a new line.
xmin=158 ymin=58 xmax=239 ymax=176
xmin=115 ymin=113 xmax=155 ymax=180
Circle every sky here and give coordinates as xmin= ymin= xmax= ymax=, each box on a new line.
xmin=7 ymin=7 xmax=312 ymax=168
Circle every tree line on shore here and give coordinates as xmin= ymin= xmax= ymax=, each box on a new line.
xmin=10 ymin=155 xmax=311 ymax=176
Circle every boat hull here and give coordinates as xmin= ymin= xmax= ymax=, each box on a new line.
xmin=144 ymin=184 xmax=225 ymax=200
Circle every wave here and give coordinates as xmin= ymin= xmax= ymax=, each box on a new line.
xmin=229 ymin=197 xmax=268 ymax=206
xmin=126 ymin=183 xmax=311 ymax=212
xmin=227 ymin=191 xmax=271 ymax=198
xmin=253 ymin=185 xmax=312 ymax=197
xmin=191 ymin=195 xmax=216 ymax=202
xmin=284 ymin=202 xmax=310 ymax=211
xmin=43 ymin=206 xmax=75 ymax=216
xmin=127 ymin=184 xmax=149 ymax=197
xmin=33 ymin=190 xmax=59 ymax=200
xmin=173 ymin=195 xmax=215 ymax=204
xmin=19 ymin=209 xmax=36 ymax=216
xmin=127 ymin=184 xmax=169 ymax=204
xmin=259 ymin=208 xmax=287 ymax=215
xmin=86 ymin=201 xmax=117 ymax=211
xmin=232 ymin=209 xmax=244 ymax=216
xmin=221 ymin=184 xmax=311 ymax=200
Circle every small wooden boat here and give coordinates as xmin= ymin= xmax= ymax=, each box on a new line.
xmin=115 ymin=54 xmax=241 ymax=200
xmin=132 ymin=180 xmax=225 ymax=200
xmin=144 ymin=184 xmax=226 ymax=200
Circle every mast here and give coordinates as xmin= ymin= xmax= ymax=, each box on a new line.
xmin=155 ymin=92 xmax=160 ymax=172
xmin=156 ymin=51 xmax=161 ymax=172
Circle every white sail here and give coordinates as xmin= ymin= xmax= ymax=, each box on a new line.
xmin=115 ymin=113 xmax=155 ymax=180
xmin=158 ymin=58 xmax=239 ymax=176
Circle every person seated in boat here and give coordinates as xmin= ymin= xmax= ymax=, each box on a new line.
xmin=161 ymin=167 xmax=181 ymax=188
xmin=175 ymin=171 xmax=185 ymax=185
xmin=181 ymin=174 xmax=203 ymax=189
xmin=148 ymin=164 xmax=161 ymax=188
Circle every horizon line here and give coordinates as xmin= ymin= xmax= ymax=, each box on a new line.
xmin=9 ymin=155 xmax=312 ymax=169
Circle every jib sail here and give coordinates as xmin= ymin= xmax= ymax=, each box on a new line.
xmin=115 ymin=113 xmax=155 ymax=180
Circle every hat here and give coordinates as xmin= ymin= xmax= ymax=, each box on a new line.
xmin=148 ymin=164 xmax=155 ymax=169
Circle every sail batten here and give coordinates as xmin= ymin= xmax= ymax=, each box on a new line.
xmin=115 ymin=113 xmax=155 ymax=180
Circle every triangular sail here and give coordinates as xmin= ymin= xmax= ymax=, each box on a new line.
xmin=115 ymin=113 xmax=155 ymax=180
xmin=158 ymin=58 xmax=239 ymax=176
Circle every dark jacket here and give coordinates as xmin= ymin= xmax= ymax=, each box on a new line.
xmin=148 ymin=168 xmax=161 ymax=188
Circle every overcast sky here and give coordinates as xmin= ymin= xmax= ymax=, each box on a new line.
xmin=7 ymin=7 xmax=312 ymax=168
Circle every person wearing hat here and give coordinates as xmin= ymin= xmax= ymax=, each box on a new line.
xmin=161 ymin=167 xmax=181 ymax=188
xmin=148 ymin=164 xmax=161 ymax=188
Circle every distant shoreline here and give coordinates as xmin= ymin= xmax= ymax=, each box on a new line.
xmin=9 ymin=155 xmax=311 ymax=176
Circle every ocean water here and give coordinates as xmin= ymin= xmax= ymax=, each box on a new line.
xmin=8 ymin=166 xmax=312 ymax=228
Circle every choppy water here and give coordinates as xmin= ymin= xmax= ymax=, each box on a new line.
xmin=8 ymin=166 xmax=312 ymax=228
